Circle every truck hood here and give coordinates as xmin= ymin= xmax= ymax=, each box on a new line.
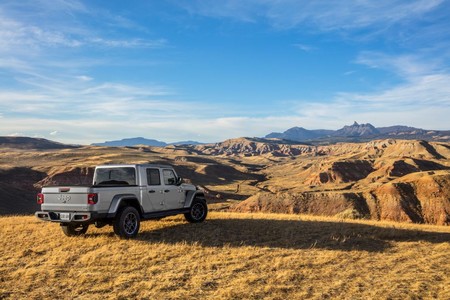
xmin=181 ymin=183 xmax=197 ymax=191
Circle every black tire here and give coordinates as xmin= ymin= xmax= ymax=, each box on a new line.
xmin=61 ymin=223 xmax=89 ymax=236
xmin=184 ymin=199 xmax=208 ymax=223
xmin=113 ymin=206 xmax=140 ymax=238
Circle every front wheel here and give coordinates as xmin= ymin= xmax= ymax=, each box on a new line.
xmin=184 ymin=199 xmax=208 ymax=223
xmin=61 ymin=223 xmax=89 ymax=236
xmin=113 ymin=206 xmax=141 ymax=238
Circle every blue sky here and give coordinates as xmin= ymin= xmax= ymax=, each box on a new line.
xmin=0 ymin=0 xmax=449 ymax=144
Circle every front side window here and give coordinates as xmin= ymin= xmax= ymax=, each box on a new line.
xmin=163 ymin=169 xmax=176 ymax=185
xmin=147 ymin=168 xmax=161 ymax=185
xmin=94 ymin=167 xmax=136 ymax=185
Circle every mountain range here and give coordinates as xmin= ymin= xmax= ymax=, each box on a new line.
xmin=91 ymin=123 xmax=449 ymax=147
xmin=266 ymin=122 xmax=450 ymax=143
xmin=94 ymin=122 xmax=450 ymax=147
xmin=92 ymin=137 xmax=203 ymax=147
xmin=2 ymin=122 xmax=448 ymax=149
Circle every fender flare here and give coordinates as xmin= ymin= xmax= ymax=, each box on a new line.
xmin=107 ymin=194 xmax=142 ymax=217
xmin=184 ymin=190 xmax=206 ymax=208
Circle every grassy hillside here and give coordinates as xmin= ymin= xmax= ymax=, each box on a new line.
xmin=1 ymin=212 xmax=449 ymax=299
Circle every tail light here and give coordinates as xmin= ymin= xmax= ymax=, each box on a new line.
xmin=87 ymin=193 xmax=98 ymax=205
xmin=37 ymin=193 xmax=44 ymax=204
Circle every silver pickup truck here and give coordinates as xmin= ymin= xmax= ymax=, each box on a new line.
xmin=35 ymin=164 xmax=207 ymax=238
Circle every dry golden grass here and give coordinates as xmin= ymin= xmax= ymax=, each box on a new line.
xmin=1 ymin=212 xmax=449 ymax=299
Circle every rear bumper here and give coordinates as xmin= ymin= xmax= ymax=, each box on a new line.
xmin=35 ymin=211 xmax=106 ymax=223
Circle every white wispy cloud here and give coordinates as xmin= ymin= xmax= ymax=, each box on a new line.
xmin=0 ymin=76 xmax=182 ymax=117
xmin=343 ymin=71 xmax=356 ymax=76
xmin=178 ymin=0 xmax=445 ymax=31
xmin=0 ymin=1 xmax=166 ymax=58
xmin=86 ymin=38 xmax=167 ymax=49
xmin=32 ymin=0 xmax=88 ymax=14
xmin=7 ymin=132 xmax=24 ymax=137
xmin=293 ymin=43 xmax=316 ymax=52
xmin=294 ymin=72 xmax=450 ymax=130
xmin=76 ymin=75 xmax=93 ymax=81
xmin=0 ymin=14 xmax=80 ymax=52
xmin=0 ymin=13 xmax=165 ymax=53
xmin=0 ymin=0 xmax=170 ymax=125
xmin=81 ymin=83 xmax=169 ymax=97
xmin=355 ymin=51 xmax=444 ymax=78
xmin=342 ymin=74 xmax=450 ymax=108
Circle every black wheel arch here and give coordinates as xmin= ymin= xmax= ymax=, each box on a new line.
xmin=109 ymin=196 xmax=144 ymax=218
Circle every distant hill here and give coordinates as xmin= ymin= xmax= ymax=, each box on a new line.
xmin=194 ymin=137 xmax=314 ymax=156
xmin=92 ymin=137 xmax=203 ymax=147
xmin=377 ymin=125 xmax=421 ymax=134
xmin=92 ymin=137 xmax=167 ymax=147
xmin=266 ymin=127 xmax=333 ymax=140
xmin=265 ymin=122 xmax=450 ymax=143
xmin=169 ymin=140 xmax=203 ymax=146
xmin=0 ymin=136 xmax=79 ymax=150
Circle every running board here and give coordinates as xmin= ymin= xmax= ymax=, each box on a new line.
xmin=142 ymin=208 xmax=190 ymax=220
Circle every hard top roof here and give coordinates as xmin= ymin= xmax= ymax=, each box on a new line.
xmin=96 ymin=164 xmax=173 ymax=169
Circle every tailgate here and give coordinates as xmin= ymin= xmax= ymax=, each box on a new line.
xmin=41 ymin=186 xmax=93 ymax=211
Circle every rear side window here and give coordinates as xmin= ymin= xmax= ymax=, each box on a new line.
xmin=94 ymin=167 xmax=136 ymax=185
xmin=147 ymin=169 xmax=161 ymax=185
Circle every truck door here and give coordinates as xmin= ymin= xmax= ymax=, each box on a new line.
xmin=162 ymin=169 xmax=185 ymax=210
xmin=143 ymin=168 xmax=165 ymax=212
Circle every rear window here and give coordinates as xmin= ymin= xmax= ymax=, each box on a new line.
xmin=147 ymin=168 xmax=161 ymax=185
xmin=94 ymin=167 xmax=136 ymax=186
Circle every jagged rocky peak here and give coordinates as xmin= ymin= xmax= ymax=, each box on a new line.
xmin=334 ymin=122 xmax=379 ymax=137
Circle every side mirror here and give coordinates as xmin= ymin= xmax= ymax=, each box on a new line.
xmin=176 ymin=177 xmax=183 ymax=186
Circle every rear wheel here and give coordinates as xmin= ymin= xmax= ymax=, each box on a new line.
xmin=113 ymin=206 xmax=140 ymax=238
xmin=61 ymin=223 xmax=89 ymax=236
xmin=184 ymin=199 xmax=207 ymax=223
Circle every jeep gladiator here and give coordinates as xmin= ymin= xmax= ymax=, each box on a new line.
xmin=35 ymin=164 xmax=207 ymax=238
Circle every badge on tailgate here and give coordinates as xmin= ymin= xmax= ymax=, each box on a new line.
xmin=57 ymin=194 xmax=71 ymax=203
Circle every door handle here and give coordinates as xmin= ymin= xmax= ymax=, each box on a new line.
xmin=148 ymin=190 xmax=156 ymax=193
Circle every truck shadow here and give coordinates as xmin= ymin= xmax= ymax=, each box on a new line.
xmin=136 ymin=218 xmax=450 ymax=253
